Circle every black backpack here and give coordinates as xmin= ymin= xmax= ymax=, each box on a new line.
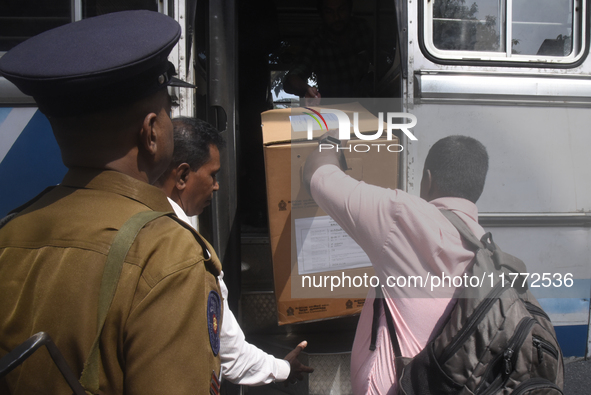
xmin=374 ymin=210 xmax=564 ymax=395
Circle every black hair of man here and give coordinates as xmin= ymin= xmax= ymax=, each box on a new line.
xmin=170 ymin=117 xmax=226 ymax=171
xmin=424 ymin=135 xmax=489 ymax=203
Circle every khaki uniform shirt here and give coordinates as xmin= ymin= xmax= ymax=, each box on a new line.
xmin=0 ymin=168 xmax=222 ymax=395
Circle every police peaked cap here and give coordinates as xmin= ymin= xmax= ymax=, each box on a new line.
xmin=0 ymin=10 xmax=193 ymax=117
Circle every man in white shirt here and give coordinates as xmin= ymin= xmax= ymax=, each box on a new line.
xmin=157 ymin=117 xmax=314 ymax=385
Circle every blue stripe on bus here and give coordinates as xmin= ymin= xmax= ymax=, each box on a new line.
xmin=554 ymin=325 xmax=588 ymax=357
xmin=0 ymin=108 xmax=10 ymax=124
xmin=539 ymin=298 xmax=589 ymax=316
xmin=528 ymin=278 xmax=590 ymax=300
xmin=0 ymin=110 xmax=67 ymax=216
xmin=532 ymin=280 xmax=589 ymax=356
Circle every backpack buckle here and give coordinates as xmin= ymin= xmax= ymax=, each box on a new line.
xmin=480 ymin=232 xmax=496 ymax=252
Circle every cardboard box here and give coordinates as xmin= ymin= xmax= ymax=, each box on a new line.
xmin=262 ymin=102 xmax=399 ymax=325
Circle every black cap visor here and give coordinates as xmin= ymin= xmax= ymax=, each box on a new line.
xmin=169 ymin=77 xmax=195 ymax=89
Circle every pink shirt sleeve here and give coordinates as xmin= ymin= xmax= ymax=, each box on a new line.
xmin=310 ymin=165 xmax=479 ymax=280
xmin=310 ymin=164 xmax=401 ymax=263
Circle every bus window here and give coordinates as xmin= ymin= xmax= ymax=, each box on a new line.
xmin=0 ymin=0 xmax=71 ymax=52
xmin=82 ymin=0 xmax=158 ymax=18
xmin=512 ymin=0 xmax=573 ymax=56
xmin=432 ymin=0 xmax=504 ymax=52
xmin=270 ymin=0 xmax=401 ymax=101
xmin=423 ymin=0 xmax=584 ymax=63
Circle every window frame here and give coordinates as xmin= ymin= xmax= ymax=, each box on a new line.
xmin=421 ymin=0 xmax=587 ymax=65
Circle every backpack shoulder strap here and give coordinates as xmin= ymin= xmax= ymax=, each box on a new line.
xmin=79 ymin=210 xmax=172 ymax=394
xmin=439 ymin=209 xmax=485 ymax=251
xmin=370 ymin=286 xmax=402 ymax=357
xmin=370 ymin=210 xmax=482 ymax=358
xmin=440 ymin=209 xmax=529 ymax=293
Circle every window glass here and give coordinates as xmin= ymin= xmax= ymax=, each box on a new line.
xmin=82 ymin=0 xmax=157 ymax=18
xmin=0 ymin=0 xmax=71 ymax=52
xmin=433 ymin=0 xmax=504 ymax=52
xmin=512 ymin=0 xmax=573 ymax=55
xmin=426 ymin=0 xmax=581 ymax=62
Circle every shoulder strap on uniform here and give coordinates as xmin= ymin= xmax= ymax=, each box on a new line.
xmin=8 ymin=186 xmax=57 ymax=215
xmin=0 ymin=213 xmax=17 ymax=230
xmin=79 ymin=210 xmax=172 ymax=394
xmin=168 ymin=215 xmax=222 ymax=276
xmin=168 ymin=216 xmax=212 ymax=259
xmin=0 ymin=186 xmax=57 ymax=230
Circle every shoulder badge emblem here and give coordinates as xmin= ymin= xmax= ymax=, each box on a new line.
xmin=207 ymin=290 xmax=221 ymax=356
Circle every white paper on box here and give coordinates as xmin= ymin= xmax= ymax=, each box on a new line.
xmin=295 ymin=215 xmax=372 ymax=275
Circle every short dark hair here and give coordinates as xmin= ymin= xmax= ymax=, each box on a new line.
xmin=424 ymin=135 xmax=489 ymax=203
xmin=170 ymin=117 xmax=226 ymax=171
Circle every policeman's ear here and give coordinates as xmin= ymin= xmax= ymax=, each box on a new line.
xmin=175 ymin=163 xmax=191 ymax=191
xmin=139 ymin=112 xmax=159 ymax=156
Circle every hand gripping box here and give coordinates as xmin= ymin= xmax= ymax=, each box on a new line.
xmin=261 ymin=102 xmax=399 ymax=325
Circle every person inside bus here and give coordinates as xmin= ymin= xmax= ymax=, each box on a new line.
xmin=0 ymin=11 xmax=225 ymax=394
xmin=303 ymin=132 xmax=489 ymax=394
xmin=283 ymin=0 xmax=374 ymax=99
xmin=156 ymin=117 xmax=314 ymax=386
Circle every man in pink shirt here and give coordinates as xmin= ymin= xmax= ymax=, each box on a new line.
xmin=303 ymin=134 xmax=489 ymax=394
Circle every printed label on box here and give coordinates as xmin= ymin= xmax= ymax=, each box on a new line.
xmin=295 ymin=215 xmax=372 ymax=275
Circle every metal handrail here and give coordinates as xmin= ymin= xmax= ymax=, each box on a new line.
xmin=479 ymin=212 xmax=591 ymax=227
xmin=0 ymin=332 xmax=87 ymax=395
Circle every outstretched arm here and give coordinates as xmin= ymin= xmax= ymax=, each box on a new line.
xmin=219 ymin=279 xmax=313 ymax=385
xmin=302 ymin=130 xmax=343 ymax=196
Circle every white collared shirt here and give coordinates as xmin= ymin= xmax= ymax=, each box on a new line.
xmin=167 ymin=198 xmax=290 ymax=384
